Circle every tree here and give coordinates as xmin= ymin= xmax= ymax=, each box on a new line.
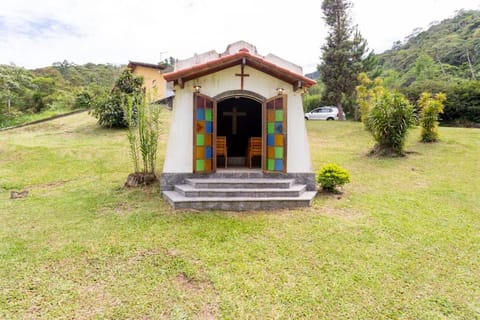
xmin=90 ymin=69 xmax=144 ymax=128
xmin=31 ymin=77 xmax=56 ymax=113
xmin=319 ymin=0 xmax=367 ymax=120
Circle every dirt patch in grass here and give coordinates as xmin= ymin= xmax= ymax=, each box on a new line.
xmin=29 ymin=180 xmax=70 ymax=190
xmin=174 ymin=272 xmax=219 ymax=320
xmin=319 ymin=206 xmax=364 ymax=221
xmin=97 ymin=201 xmax=140 ymax=216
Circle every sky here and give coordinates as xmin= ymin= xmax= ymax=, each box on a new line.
xmin=0 ymin=0 xmax=479 ymax=73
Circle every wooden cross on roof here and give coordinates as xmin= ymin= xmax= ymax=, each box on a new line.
xmin=235 ymin=58 xmax=249 ymax=90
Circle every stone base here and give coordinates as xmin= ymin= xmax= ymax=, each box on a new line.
xmin=160 ymin=171 xmax=316 ymax=191
xmin=162 ymin=176 xmax=317 ymax=211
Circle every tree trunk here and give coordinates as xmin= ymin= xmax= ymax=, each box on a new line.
xmin=337 ymin=101 xmax=345 ymax=120
xmin=124 ymin=173 xmax=157 ymax=188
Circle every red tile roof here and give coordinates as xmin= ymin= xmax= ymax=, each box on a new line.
xmin=163 ymin=49 xmax=316 ymax=89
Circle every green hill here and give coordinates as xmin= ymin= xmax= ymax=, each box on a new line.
xmin=0 ymin=62 xmax=122 ymax=128
xmin=378 ymin=10 xmax=480 ymax=82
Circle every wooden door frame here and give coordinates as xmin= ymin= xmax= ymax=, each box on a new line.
xmin=213 ymin=90 xmax=266 ymax=172
xmin=192 ymin=93 xmax=217 ymax=174
xmin=263 ymin=94 xmax=287 ymax=174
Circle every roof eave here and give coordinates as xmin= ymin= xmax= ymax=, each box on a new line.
xmin=163 ymin=51 xmax=316 ymax=89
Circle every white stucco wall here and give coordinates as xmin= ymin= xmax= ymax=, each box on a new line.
xmin=163 ymin=65 xmax=312 ymax=173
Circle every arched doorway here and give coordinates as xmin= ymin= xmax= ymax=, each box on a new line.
xmin=217 ymin=97 xmax=262 ymax=167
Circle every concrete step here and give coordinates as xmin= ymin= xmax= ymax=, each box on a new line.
xmin=175 ymin=184 xmax=306 ymax=198
xmin=185 ymin=178 xmax=295 ymax=189
xmin=162 ymin=191 xmax=317 ymax=211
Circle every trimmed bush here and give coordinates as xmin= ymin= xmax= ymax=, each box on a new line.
xmin=366 ymin=91 xmax=415 ymax=156
xmin=317 ymin=163 xmax=351 ymax=192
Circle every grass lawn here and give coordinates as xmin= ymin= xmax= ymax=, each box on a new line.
xmin=0 ymin=107 xmax=85 ymax=129
xmin=1 ymin=111 xmax=479 ymax=319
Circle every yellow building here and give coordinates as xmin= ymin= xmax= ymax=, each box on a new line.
xmin=127 ymin=61 xmax=172 ymax=103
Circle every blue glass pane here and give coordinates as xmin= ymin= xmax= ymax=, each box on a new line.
xmin=267 ymin=134 xmax=274 ymax=146
xmin=275 ymin=122 xmax=283 ymax=134
xmin=275 ymin=159 xmax=283 ymax=171
xmin=205 ymin=146 xmax=212 ymax=159
xmin=197 ymin=108 xmax=205 ymax=121
xmin=205 ymin=121 xmax=213 ymax=134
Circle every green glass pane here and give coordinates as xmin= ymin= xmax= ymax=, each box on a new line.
xmin=196 ymin=134 xmax=204 ymax=146
xmin=205 ymin=108 xmax=213 ymax=121
xmin=275 ymin=147 xmax=283 ymax=159
xmin=267 ymin=159 xmax=274 ymax=171
xmin=275 ymin=110 xmax=283 ymax=121
xmin=196 ymin=159 xmax=205 ymax=171
xmin=267 ymin=122 xmax=274 ymax=134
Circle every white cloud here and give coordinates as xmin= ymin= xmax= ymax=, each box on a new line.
xmin=0 ymin=0 xmax=478 ymax=72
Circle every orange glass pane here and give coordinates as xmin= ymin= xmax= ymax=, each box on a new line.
xmin=196 ymin=121 xmax=205 ymax=134
xmin=274 ymin=135 xmax=283 ymax=146
xmin=204 ymin=134 xmax=212 ymax=146
xmin=267 ymin=146 xmax=275 ymax=158
xmin=204 ymin=160 xmax=212 ymax=171
xmin=267 ymin=110 xmax=275 ymax=122
xmin=196 ymin=146 xmax=204 ymax=159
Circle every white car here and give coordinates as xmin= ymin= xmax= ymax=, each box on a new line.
xmin=305 ymin=106 xmax=343 ymax=120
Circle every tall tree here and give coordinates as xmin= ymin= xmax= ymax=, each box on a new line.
xmin=319 ymin=0 xmax=365 ymax=120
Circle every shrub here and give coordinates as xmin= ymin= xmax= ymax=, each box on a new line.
xmin=418 ymin=92 xmax=446 ymax=142
xmin=317 ymin=163 xmax=351 ymax=192
xmin=90 ymin=69 xmax=143 ymax=128
xmin=366 ymin=91 xmax=415 ymax=156
xmin=90 ymin=94 xmax=128 ymax=128
xmin=355 ymin=73 xmax=385 ymax=123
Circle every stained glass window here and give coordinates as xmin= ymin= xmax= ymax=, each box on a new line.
xmin=194 ymin=94 xmax=215 ymax=173
xmin=264 ymin=95 xmax=286 ymax=173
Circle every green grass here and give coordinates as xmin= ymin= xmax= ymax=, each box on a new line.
xmin=0 ymin=107 xmax=84 ymax=129
xmin=1 ymin=112 xmax=479 ymax=319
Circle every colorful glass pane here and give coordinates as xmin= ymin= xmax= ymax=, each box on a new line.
xmin=267 ymin=146 xmax=275 ymax=158
xmin=205 ymin=121 xmax=212 ymax=134
xmin=196 ymin=121 xmax=205 ymax=133
xmin=267 ymin=159 xmax=275 ymax=171
xmin=267 ymin=122 xmax=274 ymax=134
xmin=274 ymin=135 xmax=283 ymax=146
xmin=275 ymin=110 xmax=283 ymax=121
xmin=197 ymin=108 xmax=205 ymax=121
xmin=205 ymin=146 xmax=212 ymax=159
xmin=275 ymin=122 xmax=283 ymax=134
xmin=205 ymin=108 xmax=213 ymax=121
xmin=196 ymin=134 xmax=204 ymax=146
xmin=275 ymin=159 xmax=283 ymax=171
xmin=196 ymin=146 xmax=204 ymax=159
xmin=204 ymin=134 xmax=212 ymax=145
xmin=267 ymin=134 xmax=274 ymax=146
xmin=196 ymin=159 xmax=205 ymax=171
xmin=204 ymin=160 xmax=212 ymax=171
xmin=267 ymin=109 xmax=275 ymax=122
xmin=275 ymin=147 xmax=283 ymax=159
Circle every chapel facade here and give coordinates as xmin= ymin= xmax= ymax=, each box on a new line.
xmin=160 ymin=41 xmax=317 ymax=209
